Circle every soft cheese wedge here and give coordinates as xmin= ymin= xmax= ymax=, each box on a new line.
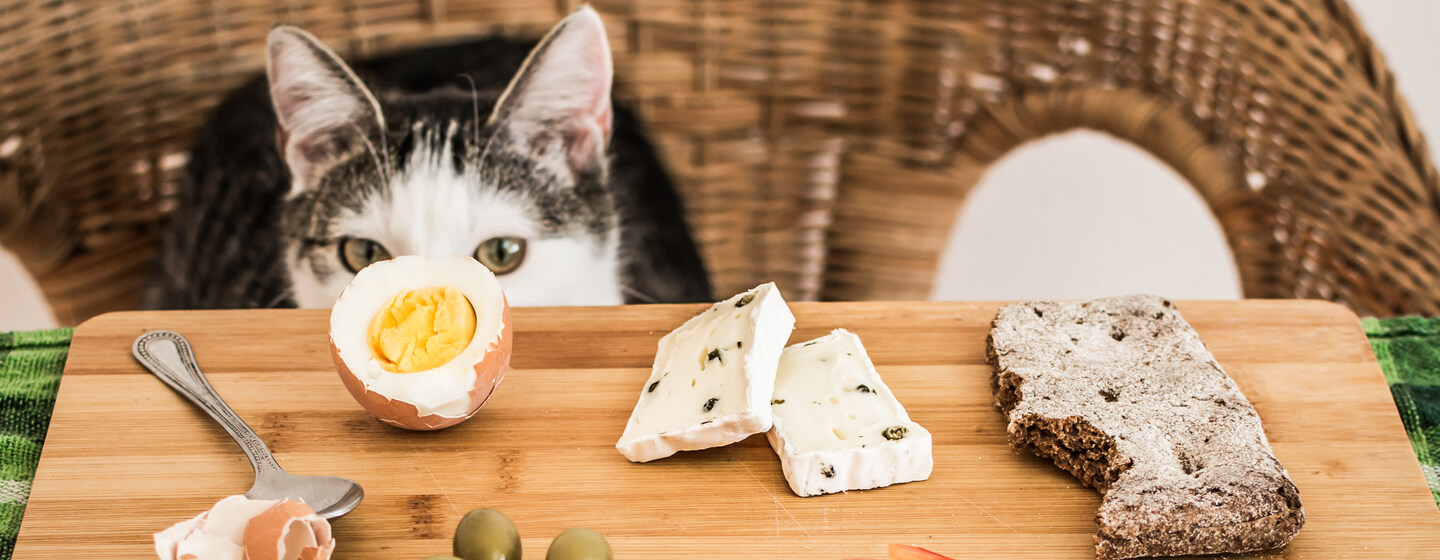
xmin=616 ymin=283 xmax=796 ymax=462
xmin=767 ymin=329 xmax=933 ymax=496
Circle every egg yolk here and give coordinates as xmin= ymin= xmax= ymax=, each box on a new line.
xmin=367 ymin=287 xmax=477 ymax=373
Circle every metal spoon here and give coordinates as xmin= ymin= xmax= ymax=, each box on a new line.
xmin=132 ymin=330 xmax=364 ymax=519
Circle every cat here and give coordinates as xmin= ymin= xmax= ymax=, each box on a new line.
xmin=144 ymin=6 xmax=711 ymax=310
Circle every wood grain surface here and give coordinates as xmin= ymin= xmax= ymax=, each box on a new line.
xmin=12 ymin=301 xmax=1440 ymax=559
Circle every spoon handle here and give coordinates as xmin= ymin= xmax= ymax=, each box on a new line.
xmin=132 ymin=330 xmax=284 ymax=479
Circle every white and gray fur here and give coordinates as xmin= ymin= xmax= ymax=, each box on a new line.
xmin=145 ymin=7 xmax=710 ymax=309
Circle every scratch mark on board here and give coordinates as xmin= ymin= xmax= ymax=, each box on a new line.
xmin=952 ymin=488 xmax=1017 ymax=533
xmin=410 ymin=441 xmax=460 ymax=516
xmin=739 ymin=460 xmax=812 ymax=539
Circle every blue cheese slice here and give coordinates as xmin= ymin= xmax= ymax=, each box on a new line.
xmin=616 ymin=283 xmax=796 ymax=462
xmin=767 ymin=329 xmax=933 ymax=496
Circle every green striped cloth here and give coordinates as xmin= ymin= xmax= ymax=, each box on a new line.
xmin=0 ymin=320 xmax=1438 ymax=559
xmin=0 ymin=328 xmax=69 ymax=558
xmin=1363 ymin=317 xmax=1440 ymax=506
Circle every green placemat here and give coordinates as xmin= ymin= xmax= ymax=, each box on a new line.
xmin=1363 ymin=316 xmax=1440 ymax=507
xmin=0 ymin=328 xmax=70 ymax=558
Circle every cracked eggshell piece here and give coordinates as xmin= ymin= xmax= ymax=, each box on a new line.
xmin=329 ymin=255 xmax=512 ymax=431
xmin=154 ymin=495 xmax=335 ymax=560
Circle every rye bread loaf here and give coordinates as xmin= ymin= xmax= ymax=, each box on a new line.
xmin=987 ymin=295 xmax=1304 ymax=559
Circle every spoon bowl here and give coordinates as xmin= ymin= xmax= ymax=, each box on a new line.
xmin=247 ymin=472 xmax=365 ymax=519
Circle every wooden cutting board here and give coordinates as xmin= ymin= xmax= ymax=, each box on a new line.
xmin=13 ymin=301 xmax=1440 ymax=559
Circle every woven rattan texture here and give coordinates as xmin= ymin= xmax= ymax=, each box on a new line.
xmin=1 ymin=0 xmax=1437 ymax=322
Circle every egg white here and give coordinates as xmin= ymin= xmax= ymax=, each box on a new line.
xmin=329 ymin=255 xmax=506 ymax=418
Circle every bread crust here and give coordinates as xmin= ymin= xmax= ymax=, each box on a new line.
xmin=988 ymin=295 xmax=1304 ymax=559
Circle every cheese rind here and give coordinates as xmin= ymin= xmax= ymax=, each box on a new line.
xmin=616 ymin=283 xmax=795 ymax=462
xmin=767 ymin=329 xmax=933 ymax=496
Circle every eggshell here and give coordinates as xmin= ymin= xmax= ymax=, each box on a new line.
xmin=243 ymin=500 xmax=336 ymax=560
xmin=333 ymin=300 xmax=512 ymax=430
xmin=154 ymin=495 xmax=334 ymax=560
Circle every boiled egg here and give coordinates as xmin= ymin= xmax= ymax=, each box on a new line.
xmin=329 ymin=255 xmax=512 ymax=430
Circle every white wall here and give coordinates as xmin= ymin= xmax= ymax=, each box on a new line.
xmin=1 ymin=0 xmax=1436 ymax=331
xmin=0 ymin=249 xmax=55 ymax=331
xmin=931 ymin=130 xmax=1244 ymax=301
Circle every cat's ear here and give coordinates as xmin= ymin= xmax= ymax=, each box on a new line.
xmin=266 ymin=26 xmax=385 ymax=194
xmin=490 ymin=6 xmax=613 ymax=174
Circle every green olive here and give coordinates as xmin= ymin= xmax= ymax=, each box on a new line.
xmin=453 ymin=508 xmax=521 ymax=560
xmin=420 ymin=556 xmax=465 ymax=560
xmin=545 ymin=528 xmax=612 ymax=560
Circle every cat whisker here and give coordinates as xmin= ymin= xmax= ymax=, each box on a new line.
xmin=264 ymin=287 xmax=296 ymax=309
xmin=476 ymin=81 xmax=525 ymax=165
xmin=378 ymin=108 xmax=392 ymax=181
xmin=621 ymin=284 xmax=660 ymax=304
xmin=348 ymin=121 xmax=392 ymax=184
xmin=458 ymin=73 xmax=482 ymax=147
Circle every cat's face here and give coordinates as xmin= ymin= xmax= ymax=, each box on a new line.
xmin=266 ymin=7 xmax=623 ymax=308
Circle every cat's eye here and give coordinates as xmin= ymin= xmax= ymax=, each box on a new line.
xmin=338 ymin=237 xmax=392 ymax=273
xmin=475 ymin=237 xmax=527 ymax=275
